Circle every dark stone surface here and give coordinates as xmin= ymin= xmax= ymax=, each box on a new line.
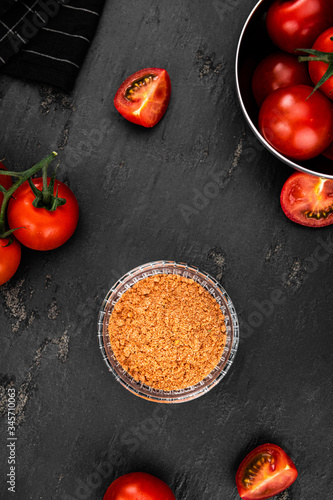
xmin=1 ymin=1 xmax=332 ymax=499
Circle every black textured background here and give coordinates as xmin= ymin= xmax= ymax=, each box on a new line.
xmin=1 ymin=1 xmax=333 ymax=499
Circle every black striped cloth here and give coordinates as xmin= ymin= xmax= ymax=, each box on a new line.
xmin=0 ymin=0 xmax=105 ymax=92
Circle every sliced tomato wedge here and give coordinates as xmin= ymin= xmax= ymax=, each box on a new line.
xmin=280 ymin=172 xmax=333 ymax=227
xmin=236 ymin=444 xmax=298 ymax=500
xmin=114 ymin=68 xmax=171 ymax=127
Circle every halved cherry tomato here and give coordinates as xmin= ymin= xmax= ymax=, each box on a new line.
xmin=258 ymin=84 xmax=333 ymax=161
xmin=114 ymin=68 xmax=171 ymax=127
xmin=266 ymin=0 xmax=333 ymax=54
xmin=280 ymin=171 xmax=333 ymax=227
xmin=0 ymin=237 xmax=21 ymax=286
xmin=7 ymin=177 xmax=79 ymax=251
xmin=308 ymin=27 xmax=333 ymax=100
xmin=103 ymin=472 xmax=176 ymax=500
xmin=236 ymin=443 xmax=298 ymax=500
xmin=0 ymin=162 xmax=12 ymax=207
xmin=252 ymin=52 xmax=312 ymax=106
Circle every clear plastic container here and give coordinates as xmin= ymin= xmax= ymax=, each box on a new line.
xmin=98 ymin=261 xmax=239 ymax=403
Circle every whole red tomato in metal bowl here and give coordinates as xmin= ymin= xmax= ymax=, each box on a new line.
xmin=103 ymin=472 xmax=176 ymax=500
xmin=307 ymin=27 xmax=333 ymax=100
xmin=251 ymin=51 xmax=312 ymax=106
xmin=266 ymin=0 xmax=333 ymax=54
xmin=258 ymin=84 xmax=333 ymax=161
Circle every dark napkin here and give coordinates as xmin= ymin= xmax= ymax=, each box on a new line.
xmin=0 ymin=0 xmax=18 ymax=16
xmin=0 ymin=0 xmax=105 ymax=92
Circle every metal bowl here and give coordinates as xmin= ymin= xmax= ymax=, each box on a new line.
xmin=98 ymin=261 xmax=239 ymax=403
xmin=235 ymin=0 xmax=333 ymax=180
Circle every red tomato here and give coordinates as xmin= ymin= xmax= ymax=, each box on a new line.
xmin=0 ymin=162 xmax=12 ymax=207
xmin=280 ymin=171 xmax=333 ymax=227
xmin=308 ymin=27 xmax=333 ymax=100
xmin=258 ymin=84 xmax=333 ymax=161
xmin=252 ymin=52 xmax=312 ymax=106
xmin=0 ymin=237 xmax=21 ymax=286
xmin=322 ymin=140 xmax=333 ymax=160
xmin=103 ymin=472 xmax=176 ymax=500
xmin=266 ymin=0 xmax=333 ymax=54
xmin=236 ymin=443 xmax=298 ymax=500
xmin=7 ymin=177 xmax=79 ymax=251
xmin=114 ymin=68 xmax=171 ymax=127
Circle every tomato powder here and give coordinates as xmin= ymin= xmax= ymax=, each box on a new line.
xmin=108 ymin=274 xmax=227 ymax=391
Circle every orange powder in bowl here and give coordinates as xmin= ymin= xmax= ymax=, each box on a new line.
xmin=108 ymin=274 xmax=227 ymax=391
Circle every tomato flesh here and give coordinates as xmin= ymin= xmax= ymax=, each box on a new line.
xmin=7 ymin=177 xmax=79 ymax=251
xmin=114 ymin=68 xmax=171 ymax=127
xmin=103 ymin=472 xmax=176 ymax=500
xmin=280 ymin=171 xmax=333 ymax=227
xmin=236 ymin=444 xmax=298 ymax=500
xmin=0 ymin=237 xmax=21 ymax=286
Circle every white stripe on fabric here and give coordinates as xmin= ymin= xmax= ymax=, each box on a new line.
xmin=22 ymin=49 xmax=80 ymax=68
xmin=41 ymin=27 xmax=90 ymax=43
xmin=62 ymin=5 xmax=99 ymax=16
xmin=0 ymin=55 xmax=5 ymax=63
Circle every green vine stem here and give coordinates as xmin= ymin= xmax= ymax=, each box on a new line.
xmin=0 ymin=152 xmax=57 ymax=238
xmin=297 ymin=37 xmax=333 ymax=98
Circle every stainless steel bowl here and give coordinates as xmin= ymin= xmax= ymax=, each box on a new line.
xmin=235 ymin=0 xmax=333 ymax=180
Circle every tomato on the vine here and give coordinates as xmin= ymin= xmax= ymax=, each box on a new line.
xmin=103 ymin=472 xmax=176 ymax=500
xmin=280 ymin=171 xmax=333 ymax=227
xmin=114 ymin=68 xmax=171 ymax=127
xmin=0 ymin=237 xmax=21 ymax=286
xmin=7 ymin=177 xmax=79 ymax=251
xmin=0 ymin=162 xmax=12 ymax=207
xmin=252 ymin=52 xmax=312 ymax=106
xmin=266 ymin=0 xmax=333 ymax=54
xmin=236 ymin=443 xmax=298 ymax=500
xmin=258 ymin=84 xmax=333 ymax=161
xmin=307 ymin=27 xmax=333 ymax=100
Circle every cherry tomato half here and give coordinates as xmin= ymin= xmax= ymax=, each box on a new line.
xmin=7 ymin=177 xmax=79 ymax=251
xmin=252 ymin=52 xmax=312 ymax=107
xmin=236 ymin=443 xmax=298 ymax=500
xmin=114 ymin=68 xmax=171 ymax=127
xmin=103 ymin=472 xmax=176 ymax=500
xmin=280 ymin=171 xmax=333 ymax=227
xmin=0 ymin=162 xmax=12 ymax=207
xmin=258 ymin=84 xmax=333 ymax=161
xmin=308 ymin=27 xmax=333 ymax=100
xmin=266 ymin=0 xmax=333 ymax=54
xmin=0 ymin=237 xmax=21 ymax=286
